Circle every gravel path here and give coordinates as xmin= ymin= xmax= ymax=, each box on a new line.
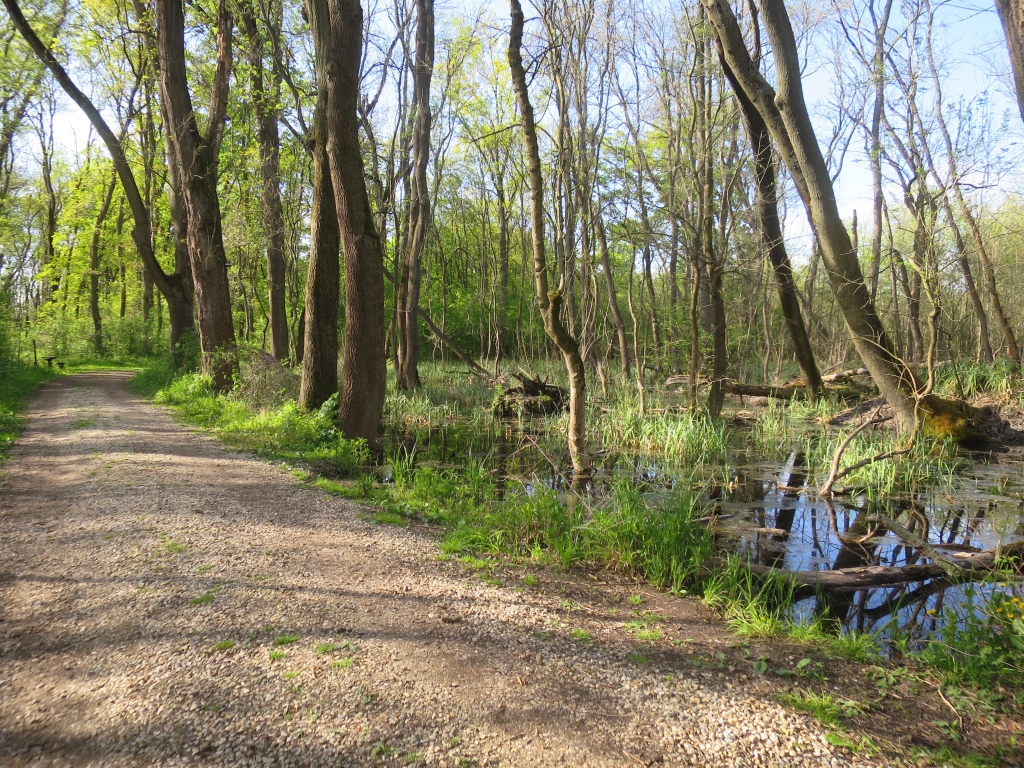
xmin=0 ymin=372 xmax=875 ymax=767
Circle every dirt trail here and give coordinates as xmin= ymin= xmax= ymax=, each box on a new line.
xmin=0 ymin=372 xmax=872 ymax=767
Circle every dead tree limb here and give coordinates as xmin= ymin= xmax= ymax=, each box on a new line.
xmin=383 ymin=265 xmax=491 ymax=380
xmin=704 ymin=540 xmax=1024 ymax=596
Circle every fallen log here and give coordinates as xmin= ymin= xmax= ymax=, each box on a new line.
xmin=724 ymin=382 xmax=803 ymax=400
xmin=704 ymin=540 xmax=1024 ymax=595
xmin=821 ymin=367 xmax=869 ymax=383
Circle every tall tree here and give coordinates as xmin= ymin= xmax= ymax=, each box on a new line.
xmin=703 ymin=0 xmax=922 ymax=431
xmin=509 ymin=0 xmax=591 ymax=476
xmin=307 ymin=0 xmax=387 ymax=445
xmin=396 ymin=0 xmax=434 ymax=389
xmin=154 ymin=0 xmax=236 ymax=389
xmin=240 ymin=0 xmax=289 ymax=361
xmin=3 ymin=0 xmax=195 ymax=348
xmin=298 ymin=42 xmax=340 ymax=411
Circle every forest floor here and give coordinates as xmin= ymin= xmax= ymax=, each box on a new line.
xmin=0 ymin=372 xmax=1017 ymax=768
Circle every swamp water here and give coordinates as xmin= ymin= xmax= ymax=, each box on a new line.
xmin=382 ymin=412 xmax=1024 ymax=650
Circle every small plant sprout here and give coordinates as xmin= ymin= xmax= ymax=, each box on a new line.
xmin=332 ymin=658 xmax=354 ymax=669
xmin=213 ymin=640 xmax=235 ymax=651
xmin=274 ymin=633 xmax=301 ymax=646
xmin=269 ymin=650 xmax=285 ymax=661
xmin=570 ymin=628 xmax=593 ymax=642
xmin=629 ymin=594 xmax=645 ymax=607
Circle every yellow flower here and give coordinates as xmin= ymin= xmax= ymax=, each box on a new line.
xmin=927 ymin=608 xmax=938 ymax=615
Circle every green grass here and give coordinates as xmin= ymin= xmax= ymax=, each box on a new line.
xmin=776 ymin=689 xmax=864 ymax=727
xmin=213 ymin=640 xmax=236 ymax=651
xmin=585 ymin=396 xmax=729 ymax=463
xmin=331 ymin=658 xmax=354 ymax=669
xmin=269 ymin=650 xmax=286 ymax=661
xmin=825 ymin=631 xmax=880 ymax=663
xmin=0 ymin=363 xmax=57 ymax=466
xmin=702 ymin=557 xmax=797 ymax=638
xmin=934 ymin=360 xmax=1021 ymax=400
xmin=190 ymin=591 xmax=215 ymax=605
xmin=570 ymin=628 xmax=593 ymax=642
xmin=273 ymin=633 xmax=301 ymax=646
xmin=145 ymin=371 xmax=368 ymax=476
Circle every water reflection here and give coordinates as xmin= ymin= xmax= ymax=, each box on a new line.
xmin=384 ymin=419 xmax=1024 ymax=648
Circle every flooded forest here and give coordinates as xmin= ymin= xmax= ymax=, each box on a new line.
xmin=3 ymin=0 xmax=1024 ymax=761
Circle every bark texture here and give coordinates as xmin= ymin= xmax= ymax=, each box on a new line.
xmin=155 ymin=0 xmax=236 ymax=389
xmin=308 ymin=0 xmax=387 ymax=446
xmin=298 ymin=84 xmax=340 ymax=411
xmin=998 ymin=0 xmax=1024 ymax=129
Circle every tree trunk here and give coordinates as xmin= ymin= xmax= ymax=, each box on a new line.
xmin=308 ymin=0 xmax=387 ymax=445
xmin=298 ymin=90 xmax=341 ymax=411
xmin=720 ymin=52 xmax=824 ymax=398
xmin=868 ymin=0 xmax=894 ymax=304
xmin=155 ymin=0 xmax=236 ymax=390
xmin=946 ymin=206 xmax=993 ymax=363
xmin=997 ymin=0 xmax=1024 ymax=128
xmin=116 ymin=199 xmax=127 ymax=320
xmin=703 ymin=0 xmax=920 ymax=432
xmin=241 ymin=3 xmax=289 ymax=361
xmin=595 ymin=211 xmax=630 ymax=379
xmin=397 ymin=0 xmax=434 ymax=390
xmin=89 ymin=168 xmax=118 ymax=353
xmin=509 ymin=0 xmax=591 ymax=476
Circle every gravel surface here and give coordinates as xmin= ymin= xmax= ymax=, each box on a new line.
xmin=0 ymin=372 xmax=879 ymax=767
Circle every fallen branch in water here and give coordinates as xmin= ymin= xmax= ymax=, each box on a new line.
xmin=703 ymin=540 xmax=1024 ymax=596
xmin=819 ymin=406 xmax=909 ymax=496
xmin=866 ymin=513 xmax=961 ymax=579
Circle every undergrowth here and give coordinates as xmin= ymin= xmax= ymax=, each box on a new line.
xmin=0 ymin=363 xmax=57 ymax=466
xmin=151 ymin=371 xmax=367 ymax=475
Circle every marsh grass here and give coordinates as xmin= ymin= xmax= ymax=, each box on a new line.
xmin=934 ymin=360 xmax=1022 ymax=401
xmin=804 ymin=428 xmax=963 ymax=497
xmin=585 ymin=396 xmax=729 ymax=462
xmin=702 ymin=557 xmax=797 ymax=638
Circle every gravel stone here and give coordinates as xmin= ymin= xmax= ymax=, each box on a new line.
xmin=0 ymin=372 xmax=882 ymax=767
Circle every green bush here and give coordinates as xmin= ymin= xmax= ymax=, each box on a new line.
xmin=917 ymin=582 xmax=1024 ymax=689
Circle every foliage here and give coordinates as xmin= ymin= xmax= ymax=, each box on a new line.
xmin=934 ymin=360 xmax=1022 ymax=401
xmin=585 ymin=397 xmax=729 ymax=463
xmin=150 ymin=370 xmax=368 ymax=475
xmin=702 ymin=557 xmax=798 ymax=638
xmin=0 ymin=360 xmax=56 ymax=466
xmin=916 ymin=581 xmax=1024 ymax=690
